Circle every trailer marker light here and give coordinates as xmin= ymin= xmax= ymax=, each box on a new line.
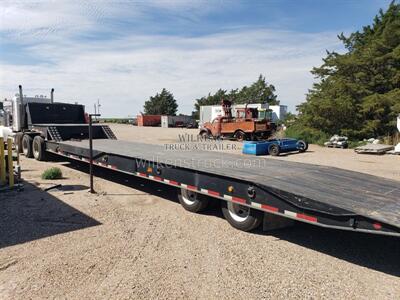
xmin=147 ymin=167 xmax=152 ymax=173
xmin=227 ymin=186 xmax=234 ymax=193
xmin=373 ymin=222 xmax=382 ymax=230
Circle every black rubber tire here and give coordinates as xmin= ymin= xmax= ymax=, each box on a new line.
xmin=221 ymin=201 xmax=263 ymax=232
xmin=268 ymin=144 xmax=280 ymax=156
xmin=32 ymin=136 xmax=46 ymax=161
xmin=22 ymin=134 xmax=33 ymax=158
xmin=178 ymin=189 xmax=209 ymax=213
xmin=234 ymin=130 xmax=247 ymax=142
xmin=297 ymin=140 xmax=308 ymax=152
xmin=199 ymin=130 xmax=211 ymax=140
xmin=14 ymin=132 xmax=23 ymax=153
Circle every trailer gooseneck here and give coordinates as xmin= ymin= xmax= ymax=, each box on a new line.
xmin=11 ymin=86 xmax=400 ymax=237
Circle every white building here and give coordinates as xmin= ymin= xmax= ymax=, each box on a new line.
xmin=199 ymin=103 xmax=269 ymax=126
xmin=269 ymin=105 xmax=288 ymax=122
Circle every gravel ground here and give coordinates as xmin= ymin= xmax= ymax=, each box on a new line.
xmin=0 ymin=124 xmax=399 ymax=299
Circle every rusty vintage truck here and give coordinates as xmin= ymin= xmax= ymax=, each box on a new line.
xmin=199 ymin=101 xmax=276 ymax=141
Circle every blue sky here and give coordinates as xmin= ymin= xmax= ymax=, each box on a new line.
xmin=0 ymin=0 xmax=393 ymax=117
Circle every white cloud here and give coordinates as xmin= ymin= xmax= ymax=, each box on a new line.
xmin=0 ymin=1 xmax=343 ymax=117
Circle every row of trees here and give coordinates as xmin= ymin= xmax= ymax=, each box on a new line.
xmin=143 ymin=2 xmax=399 ymax=143
xmin=294 ymin=1 xmax=400 ymax=140
xmin=143 ymin=75 xmax=279 ymax=117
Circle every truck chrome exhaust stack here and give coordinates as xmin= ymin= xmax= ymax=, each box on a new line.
xmin=51 ymin=88 xmax=54 ymax=103
xmin=18 ymin=85 xmax=23 ymax=105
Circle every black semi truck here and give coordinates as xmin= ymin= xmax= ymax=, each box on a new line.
xmin=10 ymin=86 xmax=400 ymax=236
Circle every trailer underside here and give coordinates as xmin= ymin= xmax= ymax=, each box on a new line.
xmin=45 ymin=139 xmax=400 ymax=236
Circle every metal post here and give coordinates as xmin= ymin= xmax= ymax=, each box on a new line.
xmin=89 ymin=113 xmax=100 ymax=193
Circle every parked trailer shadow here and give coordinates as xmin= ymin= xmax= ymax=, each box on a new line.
xmin=0 ymin=181 xmax=101 ymax=249
xmin=56 ymin=155 xmax=399 ymax=277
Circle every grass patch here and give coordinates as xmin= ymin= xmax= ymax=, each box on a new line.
xmin=41 ymin=167 xmax=63 ymax=180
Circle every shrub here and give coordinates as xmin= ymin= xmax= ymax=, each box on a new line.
xmin=284 ymin=124 xmax=329 ymax=145
xmin=41 ymin=167 xmax=63 ymax=180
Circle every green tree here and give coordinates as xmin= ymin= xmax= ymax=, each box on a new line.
xmin=143 ymin=88 xmax=178 ymax=115
xmin=193 ymin=74 xmax=278 ymax=118
xmin=235 ymin=74 xmax=279 ymax=104
xmin=297 ymin=2 xmax=400 ymax=139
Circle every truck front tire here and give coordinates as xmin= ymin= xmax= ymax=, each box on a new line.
xmin=178 ymin=189 xmax=209 ymax=213
xmin=22 ymin=134 xmax=33 ymax=158
xmin=221 ymin=201 xmax=262 ymax=231
xmin=33 ymin=136 xmax=46 ymax=161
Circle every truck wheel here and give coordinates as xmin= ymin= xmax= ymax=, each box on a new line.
xmin=297 ymin=140 xmax=308 ymax=152
xmin=33 ymin=136 xmax=47 ymax=161
xmin=22 ymin=135 xmax=33 ymax=158
xmin=234 ymin=130 xmax=247 ymax=142
xmin=200 ymin=131 xmax=211 ymax=140
xmin=268 ymin=144 xmax=280 ymax=156
xmin=221 ymin=201 xmax=262 ymax=231
xmin=14 ymin=132 xmax=23 ymax=153
xmin=178 ymin=189 xmax=209 ymax=213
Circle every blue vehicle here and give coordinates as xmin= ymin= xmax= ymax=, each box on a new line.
xmin=242 ymin=138 xmax=308 ymax=156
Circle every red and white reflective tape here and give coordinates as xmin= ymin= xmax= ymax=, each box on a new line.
xmin=48 ymin=148 xmax=319 ymax=224
xmin=284 ymin=210 xmax=317 ymax=222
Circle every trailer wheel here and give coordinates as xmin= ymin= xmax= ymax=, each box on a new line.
xmin=14 ymin=132 xmax=23 ymax=153
xmin=297 ymin=140 xmax=308 ymax=152
xmin=33 ymin=136 xmax=46 ymax=161
xmin=178 ymin=189 xmax=209 ymax=213
xmin=234 ymin=130 xmax=247 ymax=142
xmin=268 ymin=144 xmax=280 ymax=156
xmin=221 ymin=201 xmax=262 ymax=231
xmin=22 ymin=134 xmax=33 ymax=158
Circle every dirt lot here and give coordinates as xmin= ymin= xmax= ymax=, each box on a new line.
xmin=0 ymin=124 xmax=399 ymax=299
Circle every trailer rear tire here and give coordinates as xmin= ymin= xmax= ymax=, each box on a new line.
xmin=33 ymin=136 xmax=46 ymax=161
xmin=178 ymin=189 xmax=209 ymax=213
xmin=268 ymin=144 xmax=280 ymax=156
xmin=22 ymin=134 xmax=33 ymax=158
xmin=221 ymin=201 xmax=262 ymax=231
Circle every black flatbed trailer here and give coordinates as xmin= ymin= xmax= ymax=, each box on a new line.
xmin=15 ymin=100 xmax=400 ymax=236
xmin=42 ymin=137 xmax=400 ymax=237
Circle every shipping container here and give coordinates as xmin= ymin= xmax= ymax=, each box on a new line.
xmin=137 ymin=115 xmax=161 ymax=127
